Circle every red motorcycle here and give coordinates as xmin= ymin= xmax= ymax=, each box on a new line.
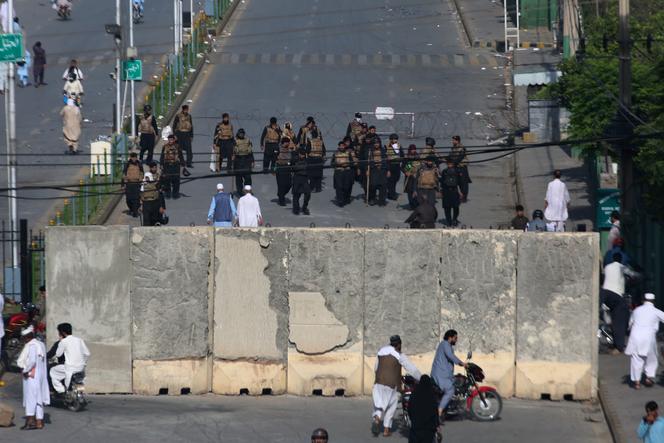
xmin=1 ymin=303 xmax=45 ymax=372
xmin=401 ymin=352 xmax=502 ymax=427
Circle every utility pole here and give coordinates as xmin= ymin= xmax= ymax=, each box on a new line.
xmin=5 ymin=0 xmax=18 ymax=268
xmin=617 ymin=0 xmax=634 ymax=221
xmin=115 ymin=0 xmax=122 ymax=133
xmin=129 ymin=0 xmax=135 ymax=138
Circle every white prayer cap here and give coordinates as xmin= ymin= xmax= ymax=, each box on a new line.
xmin=144 ymin=172 xmax=154 ymax=182
xmin=216 ymin=183 xmax=224 ymax=191
xmin=21 ymin=325 xmax=34 ymax=336
xmin=645 ymin=293 xmax=656 ymax=301
xmin=243 ymin=185 xmax=252 ymax=191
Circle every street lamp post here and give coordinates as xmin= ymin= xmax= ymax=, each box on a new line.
xmin=4 ymin=0 xmax=18 ymax=268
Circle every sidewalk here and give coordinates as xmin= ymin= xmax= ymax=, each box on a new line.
xmin=599 ymin=353 xmax=664 ymax=443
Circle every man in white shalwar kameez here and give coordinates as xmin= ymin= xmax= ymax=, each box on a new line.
xmin=17 ymin=325 xmax=50 ymax=430
xmin=625 ymin=293 xmax=664 ymax=389
xmin=237 ymin=185 xmax=263 ymax=228
xmin=544 ymin=170 xmax=570 ymax=232
xmin=371 ymin=335 xmax=421 ymax=437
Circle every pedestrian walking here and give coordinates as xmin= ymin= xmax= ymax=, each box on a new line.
xmin=296 ymin=116 xmax=315 ymax=148
xmin=311 ymin=428 xmax=329 ymax=443
xmin=431 ymin=329 xmax=467 ymax=422
xmin=408 ymin=374 xmax=439 ymax=443
xmin=173 ymin=105 xmax=194 ymax=168
xmin=207 ymin=183 xmax=236 ymax=227
xmin=331 ymin=140 xmax=355 ymax=207
xmin=60 ymin=98 xmax=81 ymax=154
xmin=213 ymin=113 xmax=234 ymax=171
xmin=415 ymin=156 xmax=439 ymax=206
xmin=306 ymin=126 xmax=326 ymax=192
xmin=138 ymin=105 xmax=159 ymax=164
xmin=625 ymin=294 xmax=664 ymax=389
xmin=122 ymin=152 xmax=144 ymax=217
xmin=544 ymin=170 xmax=570 ymax=232
xmin=63 ymin=72 xmax=83 ymax=105
xmin=291 ymin=148 xmax=312 ymax=215
xmin=17 ymin=326 xmax=50 ymax=430
xmin=450 ymin=135 xmax=471 ymax=201
xmin=237 ymin=185 xmax=262 ymax=228
xmin=602 ymin=253 xmax=638 ymax=354
xmin=274 ymin=137 xmax=293 ymax=206
xmin=32 ymin=42 xmax=47 ymax=87
xmin=385 ymin=133 xmax=404 ymax=201
xmin=140 ymin=165 xmax=166 ymax=226
xmin=159 ymin=134 xmax=185 ymax=199
xmin=372 ymin=335 xmax=421 ymax=437
xmin=638 ymin=401 xmax=664 ymax=443
xmin=511 ymin=205 xmax=529 ymax=230
xmin=607 ymin=211 xmax=621 ymax=252
xmin=232 ymin=129 xmax=254 ymax=194
xmin=440 ymin=158 xmax=464 ymax=227
xmin=260 ymin=117 xmax=281 ymax=172
xmin=16 ymin=50 xmax=31 ymax=87
xmin=405 ymin=194 xmax=437 ymax=229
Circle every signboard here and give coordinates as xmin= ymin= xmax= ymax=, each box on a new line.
xmin=596 ymin=188 xmax=620 ymax=230
xmin=375 ymin=107 xmax=395 ymax=120
xmin=0 ymin=34 xmax=24 ymax=63
xmin=122 ymin=60 xmax=143 ymax=81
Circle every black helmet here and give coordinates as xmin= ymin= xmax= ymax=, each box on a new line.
xmin=532 ymin=209 xmax=544 ymax=219
xmin=311 ymin=428 xmax=328 ymax=441
xmin=389 ymin=133 xmax=398 ymax=140
xmin=425 ymin=137 xmax=436 ymax=147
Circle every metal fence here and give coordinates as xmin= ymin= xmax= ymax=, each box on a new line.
xmin=0 ymin=219 xmax=45 ymax=303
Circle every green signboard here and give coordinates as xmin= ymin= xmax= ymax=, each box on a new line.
xmin=0 ymin=34 xmax=24 ymax=63
xmin=596 ymin=188 xmax=620 ymax=230
xmin=122 ymin=60 xmax=143 ymax=81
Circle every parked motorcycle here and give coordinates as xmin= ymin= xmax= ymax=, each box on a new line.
xmin=1 ymin=303 xmax=45 ymax=372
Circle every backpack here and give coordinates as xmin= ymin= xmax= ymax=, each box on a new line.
xmin=443 ymin=169 xmax=458 ymax=188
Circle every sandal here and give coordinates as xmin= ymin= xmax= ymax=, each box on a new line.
xmin=633 ymin=381 xmax=641 ymax=390
xmin=644 ymin=378 xmax=655 ymax=387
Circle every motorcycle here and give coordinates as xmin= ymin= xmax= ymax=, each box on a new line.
xmin=132 ymin=1 xmax=144 ymax=24
xmin=49 ymin=365 xmax=88 ymax=412
xmin=402 ymin=352 xmax=502 ymax=426
xmin=56 ymin=3 xmax=71 ymax=20
xmin=1 ymin=303 xmax=45 ymax=372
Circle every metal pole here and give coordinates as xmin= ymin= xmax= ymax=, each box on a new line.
xmin=618 ymin=0 xmax=634 ymax=221
xmin=129 ymin=0 xmax=136 ymax=138
xmin=6 ymin=0 xmax=18 ymax=268
xmin=19 ymin=219 xmax=30 ymax=304
xmin=179 ymin=0 xmax=184 ymax=53
xmin=116 ymin=0 xmax=122 ymax=134
xmin=173 ymin=0 xmax=178 ymax=54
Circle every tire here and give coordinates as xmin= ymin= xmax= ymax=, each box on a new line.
xmin=67 ymin=393 xmax=86 ymax=412
xmin=470 ymin=391 xmax=502 ymax=421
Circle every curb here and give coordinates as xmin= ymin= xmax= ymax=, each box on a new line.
xmin=98 ymin=1 xmax=241 ymax=226
xmin=473 ymin=39 xmax=555 ymax=51
xmin=448 ymin=0 xmax=473 ymax=47
xmin=598 ymin=378 xmax=626 ymax=443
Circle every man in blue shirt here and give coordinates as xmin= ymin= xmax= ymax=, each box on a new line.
xmin=207 ymin=183 xmax=236 ymax=227
xmin=638 ymin=401 xmax=664 ymax=443
xmin=431 ymin=329 xmax=467 ymax=420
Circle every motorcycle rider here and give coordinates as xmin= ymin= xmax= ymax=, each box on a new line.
xmin=372 ymin=335 xmax=421 ymax=437
xmin=431 ymin=329 xmax=467 ymax=422
xmin=49 ymin=323 xmax=90 ymax=395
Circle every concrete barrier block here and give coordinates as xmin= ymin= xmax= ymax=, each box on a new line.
xmin=440 ymin=231 xmax=518 ymax=396
xmin=131 ymin=227 xmax=212 ymax=360
xmin=45 ymin=226 xmax=132 ymax=393
xmin=364 ymin=230 xmax=442 ymax=357
xmin=212 ymin=361 xmax=286 ymax=395
xmin=515 ymin=233 xmax=599 ymax=400
xmin=288 ymin=343 xmax=364 ymax=396
xmin=213 ymin=229 xmax=290 ymax=361
xmin=133 ymin=359 xmax=208 ymax=395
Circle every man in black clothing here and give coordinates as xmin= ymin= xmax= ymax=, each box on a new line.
xmin=173 ymin=105 xmax=194 ymax=168
xmin=122 ymin=152 xmax=144 ymax=217
xmin=275 ymin=137 xmax=293 ymax=206
xmin=138 ymin=105 xmax=159 ymax=163
xmin=260 ymin=117 xmax=282 ymax=172
xmin=405 ymin=194 xmax=437 ymax=228
xmin=440 ymin=158 xmax=464 ymax=227
xmin=331 ymin=140 xmax=355 ymax=207
xmin=159 ymin=134 xmax=185 ymax=199
xmin=291 ymin=148 xmax=312 ymax=215
xmin=367 ymin=138 xmax=388 ymax=206
xmin=385 ymin=133 xmax=404 ymax=200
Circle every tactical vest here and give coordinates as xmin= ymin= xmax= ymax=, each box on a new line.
xmin=334 ymin=151 xmax=351 ymax=169
xmin=125 ymin=162 xmax=143 ymax=182
xmin=349 ymin=121 xmax=362 ymax=138
xmin=266 ymin=126 xmax=280 ymax=143
xmin=386 ymin=143 xmax=401 ymax=161
xmin=142 ymin=180 xmax=159 ymax=201
xmin=139 ymin=116 xmax=155 ymax=135
xmin=234 ymin=138 xmax=252 ymax=156
xmin=450 ymin=146 xmax=467 ymax=167
xmin=418 ymin=167 xmax=437 ymax=189
xmin=283 ymin=129 xmax=296 ymax=142
xmin=176 ymin=113 xmax=192 ymax=132
xmin=375 ymin=354 xmax=401 ymax=389
xmin=276 ymin=146 xmax=291 ymax=165
xmin=421 ymin=146 xmax=435 ymax=158
xmin=309 ymin=138 xmax=324 ymax=157
xmin=164 ymin=145 xmax=180 ymax=164
xmin=299 ymin=126 xmax=310 ymax=145
xmin=370 ymin=148 xmax=383 ymax=166
xmin=216 ymin=123 xmax=233 ymax=140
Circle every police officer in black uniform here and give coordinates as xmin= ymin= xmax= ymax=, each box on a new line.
xmin=385 ymin=133 xmax=404 ymax=200
xmin=306 ymin=127 xmax=326 ymax=192
xmin=232 ymin=129 xmax=255 ymax=194
xmin=159 ymin=134 xmax=185 ymax=199
xmin=440 ymin=157 xmax=464 ymax=227
xmin=291 ymin=148 xmax=312 ymax=215
xmin=367 ymin=137 xmax=388 ymax=206
xmin=275 ymin=137 xmax=293 ymax=206
xmin=331 ymin=140 xmax=355 ymax=207
xmin=140 ymin=162 xmax=166 ymax=226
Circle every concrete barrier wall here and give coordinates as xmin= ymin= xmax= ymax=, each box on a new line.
xmin=45 ymin=228 xmax=599 ymax=399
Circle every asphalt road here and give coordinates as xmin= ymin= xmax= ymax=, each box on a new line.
xmin=0 ymin=0 xmax=178 ymax=227
xmin=0 ymin=375 xmax=610 ymax=442
xmin=109 ymin=0 xmax=515 ymax=228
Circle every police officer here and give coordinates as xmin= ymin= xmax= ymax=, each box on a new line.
xmin=122 ymin=152 xmax=144 ymax=217
xmin=291 ymin=148 xmax=312 ymax=215
xmin=232 ymin=129 xmax=255 ymax=195
xmin=159 ymin=134 xmax=185 ymax=199
xmin=415 ymin=155 xmax=439 ymax=206
xmin=260 ymin=117 xmax=282 ymax=172
xmin=332 ymin=140 xmax=355 ymax=207
xmin=402 ymin=144 xmax=421 ymax=210
xmin=367 ymin=138 xmax=388 ymax=206
xmin=213 ymin=113 xmax=234 ymax=171
xmin=173 ymin=104 xmax=194 ymax=168
xmin=283 ymin=121 xmax=296 ymax=143
xmin=421 ymin=137 xmax=436 ymax=160
xmin=140 ymin=162 xmax=166 ymax=226
xmin=346 ymin=112 xmax=363 ymax=140
xmin=385 ymin=133 xmax=404 ymax=200
xmin=296 ymin=116 xmax=315 ymax=147
xmin=450 ymin=135 xmax=470 ymax=202
xmin=440 ymin=157 xmax=464 ymax=227
xmin=138 ymin=105 xmax=158 ymax=164
xmin=306 ymin=127 xmax=326 ymax=192
xmin=275 ymin=137 xmax=293 ymax=206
